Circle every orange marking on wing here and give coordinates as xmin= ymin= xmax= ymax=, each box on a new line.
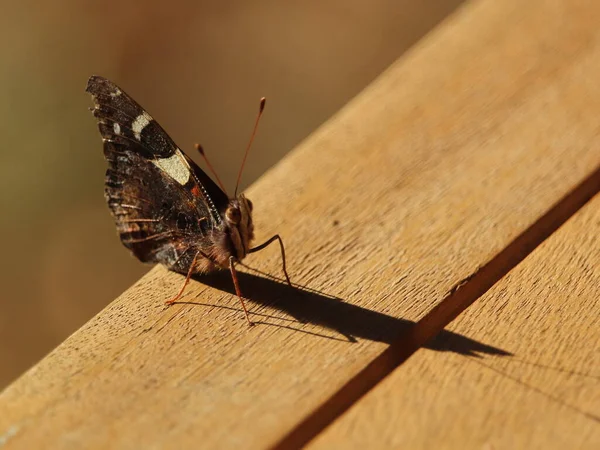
xmin=191 ymin=184 xmax=201 ymax=197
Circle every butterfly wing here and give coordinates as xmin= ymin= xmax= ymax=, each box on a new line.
xmin=86 ymin=75 xmax=230 ymax=274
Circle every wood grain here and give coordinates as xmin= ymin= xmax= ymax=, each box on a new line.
xmin=309 ymin=193 xmax=600 ymax=450
xmin=2 ymin=0 xmax=600 ymax=448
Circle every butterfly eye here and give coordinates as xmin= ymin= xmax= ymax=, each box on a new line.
xmin=246 ymin=199 xmax=253 ymax=211
xmin=226 ymin=207 xmax=241 ymax=225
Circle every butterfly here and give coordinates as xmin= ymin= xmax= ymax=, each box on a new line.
xmin=86 ymin=75 xmax=292 ymax=325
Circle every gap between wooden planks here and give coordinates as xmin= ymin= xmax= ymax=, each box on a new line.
xmin=308 ymin=189 xmax=600 ymax=450
xmin=2 ymin=0 xmax=600 ymax=448
xmin=276 ymin=166 xmax=600 ymax=449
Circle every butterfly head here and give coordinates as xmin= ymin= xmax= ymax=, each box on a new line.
xmin=223 ymin=195 xmax=255 ymax=260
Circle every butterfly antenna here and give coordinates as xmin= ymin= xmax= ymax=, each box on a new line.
xmin=195 ymin=143 xmax=228 ymax=195
xmin=234 ymin=97 xmax=266 ymax=197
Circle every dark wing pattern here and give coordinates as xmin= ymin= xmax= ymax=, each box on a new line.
xmin=86 ymin=75 xmax=229 ymax=274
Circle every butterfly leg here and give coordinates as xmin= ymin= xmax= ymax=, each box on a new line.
xmin=165 ymin=251 xmax=200 ymax=305
xmin=229 ymin=256 xmax=253 ymax=326
xmin=248 ymin=235 xmax=292 ymax=287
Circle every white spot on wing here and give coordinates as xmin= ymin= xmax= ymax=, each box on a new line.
xmin=151 ymin=152 xmax=191 ymax=185
xmin=132 ymin=111 xmax=152 ymax=141
xmin=110 ymin=88 xmax=122 ymax=97
xmin=113 ymin=122 xmax=121 ymax=135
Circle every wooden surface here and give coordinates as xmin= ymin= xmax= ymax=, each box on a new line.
xmin=2 ymin=0 xmax=600 ymax=448
xmin=309 ymin=192 xmax=600 ymax=450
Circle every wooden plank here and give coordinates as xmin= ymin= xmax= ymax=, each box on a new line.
xmin=2 ymin=0 xmax=600 ymax=448
xmin=309 ymin=194 xmax=600 ymax=450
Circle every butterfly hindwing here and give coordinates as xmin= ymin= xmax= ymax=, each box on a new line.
xmin=105 ymin=144 xmax=207 ymax=272
xmin=86 ymin=75 xmax=229 ymax=273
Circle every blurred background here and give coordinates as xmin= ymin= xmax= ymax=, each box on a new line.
xmin=0 ymin=0 xmax=465 ymax=389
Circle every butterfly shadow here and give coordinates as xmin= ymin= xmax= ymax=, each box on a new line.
xmin=184 ymin=265 xmax=512 ymax=358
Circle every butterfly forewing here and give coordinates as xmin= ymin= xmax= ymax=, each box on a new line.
xmin=86 ymin=75 xmax=229 ymax=274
